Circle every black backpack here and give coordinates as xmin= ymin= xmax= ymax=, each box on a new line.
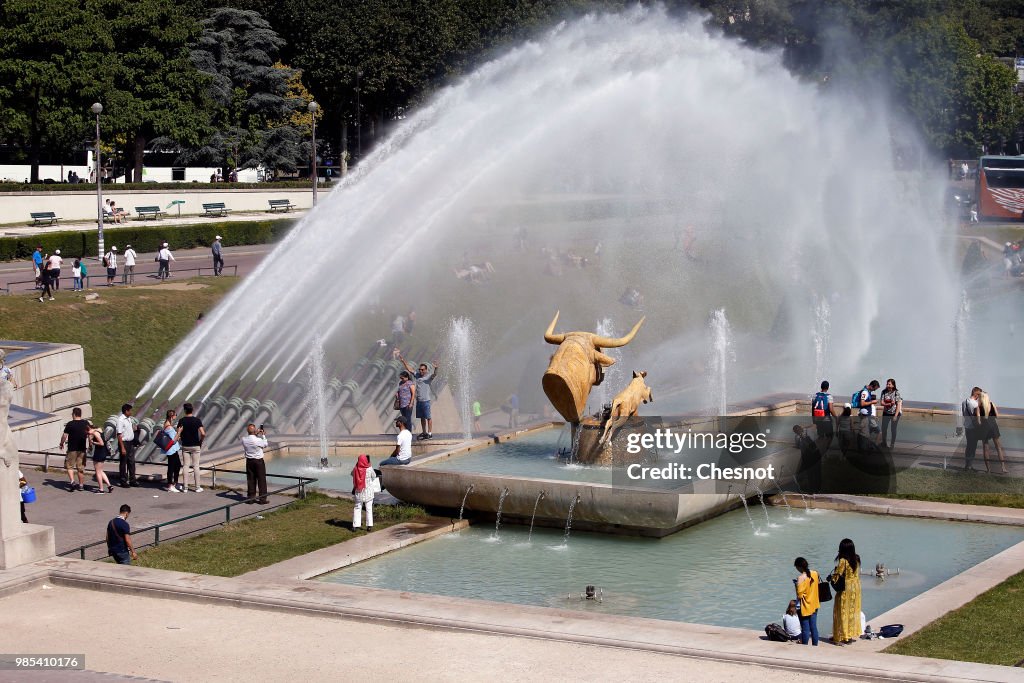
xmin=765 ymin=623 xmax=789 ymax=642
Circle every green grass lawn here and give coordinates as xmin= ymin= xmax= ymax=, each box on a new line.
xmin=135 ymin=492 xmax=427 ymax=576
xmin=4 ymin=277 xmax=237 ymax=418
xmin=885 ymin=569 xmax=1024 ymax=666
xmin=875 ymin=467 xmax=1024 ymax=509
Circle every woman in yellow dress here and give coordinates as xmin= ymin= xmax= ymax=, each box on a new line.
xmin=830 ymin=538 xmax=862 ymax=644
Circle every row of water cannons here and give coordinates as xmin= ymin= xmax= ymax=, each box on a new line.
xmin=120 ymin=343 xmax=442 ymax=462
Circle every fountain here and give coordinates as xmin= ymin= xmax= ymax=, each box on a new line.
xmin=493 ymin=487 xmax=511 ymax=537
xmin=446 ymin=317 xmax=477 ymax=439
xmin=706 ymin=309 xmax=733 ymax=416
xmin=736 ymin=493 xmax=759 ymax=534
xmin=812 ymin=295 xmax=831 ymax=386
xmin=953 ymin=290 xmax=971 ymax=420
xmin=593 ymin=318 xmax=622 ymax=412
xmin=458 ymin=484 xmax=474 ymax=521
xmin=527 ymin=491 xmax=545 ymax=541
xmin=304 ymin=333 xmax=330 ymax=469
xmin=754 ymin=484 xmax=773 ymax=528
xmin=772 ymin=480 xmax=793 ymax=517
xmin=563 ymin=494 xmax=581 ymax=544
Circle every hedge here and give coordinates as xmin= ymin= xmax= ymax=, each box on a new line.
xmin=0 ymin=218 xmax=296 ymax=260
xmin=0 ymin=180 xmax=332 ymax=193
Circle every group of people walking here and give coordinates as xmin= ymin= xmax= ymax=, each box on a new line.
xmin=786 ymin=539 xmax=863 ymax=646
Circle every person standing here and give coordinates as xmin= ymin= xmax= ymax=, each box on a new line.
xmin=212 ymin=236 xmax=224 ymax=276
xmin=879 ymin=379 xmax=903 ymax=449
xmin=395 ymin=371 xmax=416 ymax=432
xmin=399 ymin=354 xmax=438 ymax=439
xmin=829 ymin=538 xmax=862 ymax=645
xmin=351 ymin=454 xmax=378 ymax=531
xmin=59 ymin=407 xmax=90 ymax=491
xmin=122 ymin=244 xmax=137 ymax=285
xmin=472 ymin=400 xmax=482 ymax=433
xmin=88 ymin=421 xmax=113 ymax=494
xmin=116 ymin=403 xmax=139 ymax=487
xmin=106 ymin=504 xmax=138 ymax=565
xmin=380 ymin=417 xmax=413 ymax=468
xmin=175 ymin=402 xmax=206 ymax=492
xmin=32 ymin=246 xmax=43 ymax=289
xmin=19 ymin=470 xmax=29 ymax=522
xmin=856 ymin=380 xmax=880 ymax=444
xmin=811 ymin=380 xmax=834 ymax=450
xmin=104 ymin=245 xmax=118 ymax=286
xmin=962 ymin=386 xmax=982 ymax=472
xmin=37 ymin=257 xmax=54 ymax=302
xmin=241 ymin=423 xmax=268 ymax=504
xmin=793 ymin=557 xmax=821 ymax=646
xmin=978 ymin=390 xmax=1009 ymax=474
xmin=157 ymin=242 xmax=174 ymax=280
xmin=47 ymin=249 xmax=63 ymax=290
xmin=72 ymin=259 xmax=83 ymax=291
xmin=157 ymin=417 xmax=182 ymax=492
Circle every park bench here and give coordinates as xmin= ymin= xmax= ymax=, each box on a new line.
xmin=201 ymin=202 xmax=231 ymax=217
xmin=135 ymin=205 xmax=166 ymax=220
xmin=30 ymin=211 xmax=60 ymax=226
xmin=268 ymin=199 xmax=297 ymax=213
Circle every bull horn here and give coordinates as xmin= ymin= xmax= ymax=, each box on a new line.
xmin=593 ymin=317 xmax=645 ymax=348
xmin=543 ymin=311 xmax=565 ymax=344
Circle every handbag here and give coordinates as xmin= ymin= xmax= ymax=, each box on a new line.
xmin=370 ymin=472 xmax=382 ymax=494
xmin=829 ymin=567 xmax=846 ymax=594
xmin=393 ymin=393 xmax=401 ymax=411
xmin=817 ymin=577 xmax=833 ymax=602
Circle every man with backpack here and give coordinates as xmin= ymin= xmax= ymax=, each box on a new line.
xmin=811 ymin=380 xmax=834 ymax=450
xmin=854 ymin=380 xmax=881 ymax=445
xmin=106 ymin=504 xmax=138 ymax=565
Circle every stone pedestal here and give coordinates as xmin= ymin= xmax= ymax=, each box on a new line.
xmin=0 ymin=378 xmax=56 ymax=569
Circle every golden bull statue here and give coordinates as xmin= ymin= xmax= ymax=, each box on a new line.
xmin=542 ymin=311 xmax=645 ymax=423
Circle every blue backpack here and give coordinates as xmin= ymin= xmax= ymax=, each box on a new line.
xmin=812 ymin=392 xmax=830 ymax=418
xmin=851 ymin=386 xmax=867 ymax=409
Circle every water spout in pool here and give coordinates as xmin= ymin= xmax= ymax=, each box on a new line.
xmin=447 ymin=317 xmax=478 ymax=440
xmin=812 ymin=296 xmax=831 ymax=386
xmin=754 ymin=484 xmax=774 ymax=528
xmin=304 ymin=333 xmax=330 ymax=469
xmin=458 ymin=484 xmax=475 ymax=521
xmin=737 ymin=493 xmax=759 ymax=534
xmin=528 ymin=491 xmax=546 ymax=542
xmin=772 ymin=480 xmax=793 ymax=518
xmin=707 ymin=309 xmax=734 ymax=415
xmin=563 ymin=494 xmax=581 ymax=544
xmin=494 ymin=487 xmax=511 ymax=537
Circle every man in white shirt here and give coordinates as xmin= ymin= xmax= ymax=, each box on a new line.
xmin=104 ymin=245 xmax=118 ymax=286
xmin=380 ymin=417 xmax=412 ymax=467
xmin=241 ymin=423 xmax=269 ymax=504
xmin=115 ymin=403 xmax=139 ymax=487
xmin=857 ymin=380 xmax=880 ymax=444
xmin=47 ymin=249 xmax=63 ymax=290
xmin=157 ymin=242 xmax=174 ymax=280
xmin=122 ymin=244 xmax=137 ymax=285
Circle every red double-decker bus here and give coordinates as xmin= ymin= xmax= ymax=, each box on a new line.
xmin=976 ymin=155 xmax=1024 ymax=220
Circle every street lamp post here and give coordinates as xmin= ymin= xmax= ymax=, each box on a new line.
xmin=91 ymin=102 xmax=104 ymax=259
xmin=355 ymin=70 xmax=362 ymax=159
xmin=308 ymin=100 xmax=319 ymax=207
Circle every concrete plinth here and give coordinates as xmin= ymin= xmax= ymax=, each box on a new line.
xmin=0 ymin=523 xmax=55 ymax=569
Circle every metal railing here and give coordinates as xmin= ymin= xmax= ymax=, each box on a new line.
xmin=56 ymin=465 xmax=317 ymax=561
xmin=1 ymin=265 xmax=237 ymax=294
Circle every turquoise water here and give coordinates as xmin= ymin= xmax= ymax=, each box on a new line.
xmin=319 ymin=508 xmax=1024 ymax=630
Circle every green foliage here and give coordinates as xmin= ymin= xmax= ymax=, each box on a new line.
xmin=0 ymin=218 xmax=295 ymax=261
xmin=187 ymin=7 xmax=307 ymax=175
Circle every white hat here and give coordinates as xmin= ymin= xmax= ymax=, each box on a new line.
xmin=54 ymin=249 xmax=60 ymax=255
xmin=215 ymin=235 xmax=222 ymax=240
xmin=111 ymin=246 xmax=117 ymax=251
xmin=125 ymin=244 xmax=131 ymax=248
xmin=1007 ymin=242 xmax=1013 ymax=247
xmin=843 ymin=402 xmax=851 ymax=409
xmin=162 ymin=242 xmax=168 ymax=247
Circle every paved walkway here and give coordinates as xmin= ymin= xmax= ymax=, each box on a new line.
xmin=0 ymin=584 xmax=843 ymax=683
xmin=18 ymin=465 xmax=294 ymax=560
xmin=0 ymin=243 xmax=273 ymax=294
xmin=0 ymin=210 xmax=305 ymax=238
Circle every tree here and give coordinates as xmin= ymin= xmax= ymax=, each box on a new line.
xmin=92 ymin=0 xmax=210 ymax=182
xmin=0 ymin=0 xmax=105 ymax=182
xmin=187 ymin=7 xmax=307 ymax=175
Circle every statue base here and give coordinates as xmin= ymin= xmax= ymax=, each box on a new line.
xmin=0 ymin=523 xmax=55 ymax=569
xmin=573 ymin=415 xmax=653 ymax=467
